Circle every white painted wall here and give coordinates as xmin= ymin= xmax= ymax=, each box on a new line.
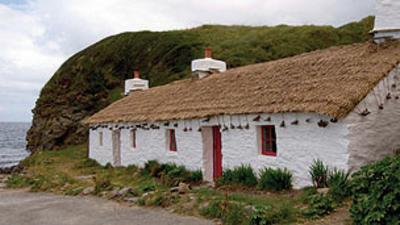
xmin=374 ymin=0 xmax=400 ymax=31
xmin=344 ymin=65 xmax=400 ymax=172
xmin=373 ymin=0 xmax=400 ymax=42
xmin=89 ymin=112 xmax=349 ymax=188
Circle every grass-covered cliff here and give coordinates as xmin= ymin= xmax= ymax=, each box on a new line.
xmin=27 ymin=17 xmax=374 ymax=152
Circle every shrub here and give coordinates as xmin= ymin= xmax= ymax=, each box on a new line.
xmin=218 ymin=164 xmax=258 ymax=187
xmin=350 ymin=155 xmax=400 ymax=225
xmin=327 ymin=168 xmax=350 ymax=201
xmin=303 ymin=194 xmax=335 ymax=218
xmin=200 ymin=199 xmax=250 ymax=225
xmin=250 ymin=205 xmax=292 ymax=225
xmin=309 ymin=159 xmax=328 ymax=188
xmin=159 ymin=163 xmax=191 ymax=186
xmin=189 ymin=169 xmax=203 ymax=183
xmin=258 ymin=167 xmax=292 ymax=191
xmin=142 ymin=160 xmax=162 ymax=177
xmin=143 ymin=161 xmax=203 ymax=185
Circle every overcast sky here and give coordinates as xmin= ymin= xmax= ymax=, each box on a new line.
xmin=0 ymin=0 xmax=375 ymax=122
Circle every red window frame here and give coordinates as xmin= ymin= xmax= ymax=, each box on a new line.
xmin=131 ymin=129 xmax=136 ymax=148
xmin=261 ymin=125 xmax=277 ymax=156
xmin=168 ymin=129 xmax=177 ymax=152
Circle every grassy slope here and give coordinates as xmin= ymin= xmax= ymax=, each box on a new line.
xmin=6 ymin=144 xmax=341 ymax=224
xmin=27 ymin=17 xmax=374 ymax=151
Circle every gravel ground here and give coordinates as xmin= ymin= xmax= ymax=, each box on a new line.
xmin=0 ymin=188 xmax=213 ymax=225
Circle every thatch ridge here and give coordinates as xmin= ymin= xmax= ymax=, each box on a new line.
xmin=85 ymin=41 xmax=400 ymax=124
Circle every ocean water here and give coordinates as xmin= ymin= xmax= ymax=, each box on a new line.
xmin=0 ymin=122 xmax=30 ymax=168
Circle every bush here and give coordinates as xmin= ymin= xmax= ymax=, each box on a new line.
xmin=201 ymin=199 xmax=250 ymax=225
xmin=350 ymin=155 xmax=400 ymax=225
xmin=142 ymin=160 xmax=162 ymax=177
xmin=303 ymin=194 xmax=335 ymax=218
xmin=218 ymin=164 xmax=258 ymax=187
xmin=327 ymin=168 xmax=350 ymax=201
xmin=258 ymin=167 xmax=292 ymax=191
xmin=249 ymin=205 xmax=292 ymax=225
xmin=309 ymin=159 xmax=328 ymax=188
xmin=189 ymin=169 xmax=203 ymax=183
xmin=157 ymin=163 xmax=192 ymax=186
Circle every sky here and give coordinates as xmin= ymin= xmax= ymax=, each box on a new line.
xmin=0 ymin=0 xmax=375 ymax=122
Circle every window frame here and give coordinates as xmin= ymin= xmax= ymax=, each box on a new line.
xmin=167 ymin=129 xmax=177 ymax=152
xmin=260 ymin=125 xmax=277 ymax=156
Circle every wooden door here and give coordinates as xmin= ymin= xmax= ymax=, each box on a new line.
xmin=212 ymin=126 xmax=222 ymax=179
xmin=112 ymin=130 xmax=121 ymax=167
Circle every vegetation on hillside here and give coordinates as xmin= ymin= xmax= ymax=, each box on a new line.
xmin=27 ymin=17 xmax=374 ymax=152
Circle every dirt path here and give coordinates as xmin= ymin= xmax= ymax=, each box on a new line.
xmin=0 ymin=187 xmax=213 ymax=225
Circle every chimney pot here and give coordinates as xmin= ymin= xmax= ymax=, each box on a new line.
xmin=133 ymin=70 xmax=140 ymax=79
xmin=205 ymin=48 xmax=212 ymax=58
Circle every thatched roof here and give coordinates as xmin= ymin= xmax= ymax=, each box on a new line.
xmin=85 ymin=41 xmax=400 ymax=124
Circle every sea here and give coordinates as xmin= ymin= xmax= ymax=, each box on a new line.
xmin=0 ymin=122 xmax=31 ymax=169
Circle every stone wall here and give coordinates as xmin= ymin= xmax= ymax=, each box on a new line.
xmin=89 ymin=112 xmax=349 ymax=188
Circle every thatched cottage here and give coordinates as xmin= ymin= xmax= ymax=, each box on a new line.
xmin=85 ymin=1 xmax=400 ymax=188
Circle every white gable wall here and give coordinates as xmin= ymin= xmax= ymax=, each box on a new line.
xmin=89 ymin=112 xmax=349 ymax=188
xmin=344 ymin=65 xmax=400 ymax=172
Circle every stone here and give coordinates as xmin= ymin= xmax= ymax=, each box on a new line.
xmin=0 ymin=183 xmax=6 ymax=189
xmin=170 ymin=187 xmax=179 ymax=193
xmin=75 ymin=175 xmax=95 ymax=181
xmin=81 ymin=187 xmax=95 ymax=195
xmin=178 ymin=182 xmax=190 ymax=194
xmin=107 ymin=188 xmax=120 ymax=199
xmin=317 ymin=188 xmax=330 ymax=195
xmin=117 ymin=187 xmax=136 ymax=197
xmin=123 ymin=197 xmax=139 ymax=204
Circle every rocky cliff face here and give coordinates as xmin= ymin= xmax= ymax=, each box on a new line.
xmin=27 ymin=18 xmax=374 ymax=152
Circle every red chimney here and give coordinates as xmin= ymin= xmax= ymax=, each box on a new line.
xmin=133 ymin=70 xmax=140 ymax=79
xmin=205 ymin=48 xmax=212 ymax=58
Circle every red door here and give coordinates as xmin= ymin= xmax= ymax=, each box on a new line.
xmin=212 ymin=126 xmax=222 ymax=179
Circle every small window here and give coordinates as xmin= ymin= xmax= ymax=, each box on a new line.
xmin=131 ymin=129 xmax=136 ymax=149
xmin=260 ymin=125 xmax=277 ymax=156
xmin=99 ymin=131 xmax=103 ymax=146
xmin=167 ymin=129 xmax=177 ymax=152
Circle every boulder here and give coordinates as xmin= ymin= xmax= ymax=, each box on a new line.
xmin=123 ymin=197 xmax=139 ymax=204
xmin=317 ymin=188 xmax=330 ymax=195
xmin=178 ymin=182 xmax=191 ymax=194
xmin=82 ymin=186 xmax=95 ymax=195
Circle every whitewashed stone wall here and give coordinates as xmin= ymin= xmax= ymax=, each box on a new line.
xmin=344 ymin=65 xmax=400 ymax=172
xmin=374 ymin=0 xmax=400 ymax=31
xmin=89 ymin=112 xmax=349 ymax=188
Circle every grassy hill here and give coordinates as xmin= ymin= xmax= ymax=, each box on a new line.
xmin=27 ymin=17 xmax=374 ymax=152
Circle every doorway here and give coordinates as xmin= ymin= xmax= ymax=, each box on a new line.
xmin=112 ymin=130 xmax=121 ymax=167
xmin=212 ymin=126 xmax=222 ymax=179
xmin=202 ymin=126 xmax=223 ymax=182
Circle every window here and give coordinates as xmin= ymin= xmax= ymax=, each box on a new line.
xmin=167 ymin=129 xmax=177 ymax=152
xmin=131 ymin=129 xmax=136 ymax=148
xmin=260 ymin=125 xmax=277 ymax=156
xmin=99 ymin=131 xmax=103 ymax=146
